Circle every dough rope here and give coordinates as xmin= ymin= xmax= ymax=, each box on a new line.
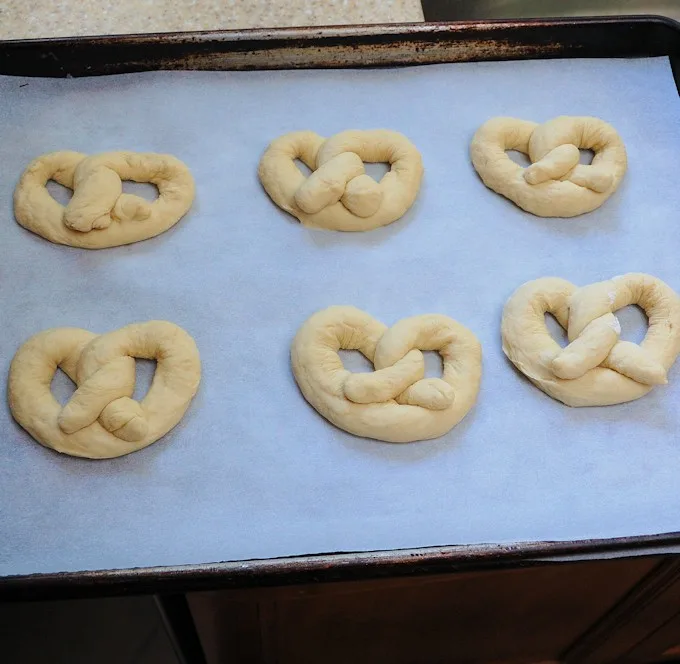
xmin=470 ymin=116 xmax=627 ymax=217
xmin=8 ymin=321 xmax=201 ymax=459
xmin=14 ymin=151 xmax=195 ymax=248
xmin=258 ymin=130 xmax=423 ymax=231
xmin=502 ymin=274 xmax=680 ymax=406
xmin=292 ymin=306 xmax=482 ymax=442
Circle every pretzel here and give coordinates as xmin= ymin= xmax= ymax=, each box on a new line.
xmin=470 ymin=116 xmax=627 ymax=217
xmin=502 ymin=274 xmax=680 ymax=406
xmin=291 ymin=306 xmax=481 ymax=442
xmin=8 ymin=321 xmax=201 ymax=459
xmin=14 ymin=151 xmax=195 ymax=248
xmin=258 ymin=130 xmax=423 ymax=231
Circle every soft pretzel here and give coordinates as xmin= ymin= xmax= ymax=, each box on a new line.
xmin=14 ymin=151 xmax=195 ymax=248
xmin=259 ymin=130 xmax=423 ymax=231
xmin=292 ymin=306 xmax=481 ymax=442
xmin=470 ymin=116 xmax=627 ymax=217
xmin=502 ymin=274 xmax=680 ymax=406
xmin=8 ymin=321 xmax=201 ymax=458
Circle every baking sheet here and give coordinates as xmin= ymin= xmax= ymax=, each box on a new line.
xmin=2 ymin=57 xmax=680 ymax=577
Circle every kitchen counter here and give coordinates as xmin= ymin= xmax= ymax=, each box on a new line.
xmin=0 ymin=0 xmax=424 ymax=40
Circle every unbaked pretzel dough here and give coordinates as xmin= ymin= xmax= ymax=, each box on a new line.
xmin=502 ymin=274 xmax=680 ymax=406
xmin=470 ymin=116 xmax=627 ymax=217
xmin=14 ymin=151 xmax=195 ymax=248
xmin=258 ymin=130 xmax=423 ymax=231
xmin=292 ymin=306 xmax=482 ymax=442
xmin=8 ymin=321 xmax=201 ymax=459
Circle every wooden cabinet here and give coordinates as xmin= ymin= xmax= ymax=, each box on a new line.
xmin=2 ymin=555 xmax=679 ymax=663
xmin=564 ymin=558 xmax=680 ymax=664
xmin=188 ymin=556 xmax=680 ymax=664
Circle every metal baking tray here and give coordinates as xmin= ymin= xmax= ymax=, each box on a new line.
xmin=1 ymin=16 xmax=680 ymax=601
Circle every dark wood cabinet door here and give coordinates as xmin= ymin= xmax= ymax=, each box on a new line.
xmin=189 ymin=556 xmax=658 ymax=664
xmin=565 ymin=558 xmax=680 ymax=664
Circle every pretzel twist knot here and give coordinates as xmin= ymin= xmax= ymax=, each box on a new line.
xmin=8 ymin=321 xmax=201 ymax=459
xmin=291 ymin=306 xmax=482 ymax=442
xmin=470 ymin=116 xmax=627 ymax=217
xmin=502 ymin=274 xmax=680 ymax=407
xmin=258 ymin=130 xmax=423 ymax=231
xmin=14 ymin=151 xmax=195 ymax=248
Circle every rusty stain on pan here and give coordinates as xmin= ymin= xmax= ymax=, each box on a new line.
xmin=1 ymin=16 xmax=678 ymax=77
xmin=173 ymin=38 xmax=566 ymax=71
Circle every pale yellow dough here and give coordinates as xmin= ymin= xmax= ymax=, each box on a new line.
xmin=8 ymin=321 xmax=201 ymax=459
xmin=14 ymin=151 xmax=195 ymax=248
xmin=502 ymin=274 xmax=680 ymax=407
xmin=470 ymin=116 xmax=627 ymax=217
xmin=291 ymin=306 xmax=482 ymax=442
xmin=258 ymin=130 xmax=423 ymax=231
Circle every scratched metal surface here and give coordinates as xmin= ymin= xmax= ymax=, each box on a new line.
xmin=0 ymin=18 xmax=678 ymax=78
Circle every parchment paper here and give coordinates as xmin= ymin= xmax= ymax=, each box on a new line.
xmin=2 ymin=57 xmax=680 ymax=577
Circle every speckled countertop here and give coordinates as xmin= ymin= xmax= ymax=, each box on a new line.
xmin=0 ymin=0 xmax=424 ymax=40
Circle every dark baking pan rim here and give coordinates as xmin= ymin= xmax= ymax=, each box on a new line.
xmin=0 ymin=15 xmax=679 ymax=78
xmin=2 ymin=15 xmax=680 ymax=600
xmin=2 ymin=533 xmax=680 ymax=601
